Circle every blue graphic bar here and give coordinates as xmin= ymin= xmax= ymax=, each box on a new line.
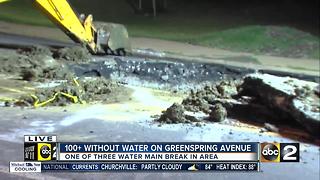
xmin=60 ymin=142 xmax=258 ymax=153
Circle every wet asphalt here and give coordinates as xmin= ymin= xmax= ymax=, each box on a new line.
xmin=0 ymin=106 xmax=319 ymax=180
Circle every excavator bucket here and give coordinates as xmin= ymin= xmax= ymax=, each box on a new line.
xmin=94 ymin=22 xmax=131 ymax=56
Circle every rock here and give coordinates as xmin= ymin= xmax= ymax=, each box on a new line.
xmin=158 ymin=103 xmax=200 ymax=124
xmin=181 ymin=85 xmax=221 ymax=113
xmin=158 ymin=103 xmax=186 ymax=124
xmin=217 ymin=81 xmax=238 ymax=98
xmin=39 ymin=56 xmax=60 ymax=70
xmin=259 ymin=128 xmax=267 ymax=133
xmin=182 ymin=97 xmax=211 ymax=113
xmin=209 ymin=103 xmax=227 ymax=122
xmin=161 ymin=75 xmax=169 ymax=81
xmin=241 ymin=73 xmax=320 ymax=136
xmin=151 ymin=114 xmax=160 ymax=119
xmin=4 ymin=101 xmax=13 ymax=107
xmin=263 ymin=123 xmax=279 ymax=133
xmin=21 ymin=69 xmax=38 ymax=81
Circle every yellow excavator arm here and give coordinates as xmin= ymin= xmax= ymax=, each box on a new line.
xmin=34 ymin=0 xmax=107 ymax=54
xmin=1 ymin=0 xmax=131 ymax=55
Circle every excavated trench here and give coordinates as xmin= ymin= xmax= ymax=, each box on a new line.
xmin=71 ymin=56 xmax=254 ymax=91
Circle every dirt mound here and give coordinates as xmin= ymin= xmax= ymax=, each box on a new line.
xmin=0 ymin=46 xmax=73 ymax=81
xmin=157 ymin=103 xmax=200 ymax=124
xmin=18 ymin=77 xmax=132 ymax=107
xmin=157 ymin=81 xmax=239 ymax=124
xmin=81 ymin=77 xmax=131 ymax=103
xmin=0 ymin=45 xmax=131 ymax=107
xmin=182 ymin=81 xmax=240 ymax=114
xmin=209 ymin=103 xmax=227 ymax=122
xmin=55 ymin=46 xmax=92 ymax=63
xmin=19 ymin=46 xmax=53 ymax=57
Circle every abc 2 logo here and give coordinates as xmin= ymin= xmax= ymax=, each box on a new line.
xmin=260 ymin=143 xmax=299 ymax=162
xmin=24 ymin=143 xmax=57 ymax=161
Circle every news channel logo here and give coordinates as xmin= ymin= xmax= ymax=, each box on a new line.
xmin=24 ymin=135 xmax=57 ymax=161
xmin=260 ymin=143 xmax=299 ymax=162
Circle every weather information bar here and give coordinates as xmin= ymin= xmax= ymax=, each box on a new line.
xmin=9 ymin=162 xmax=259 ymax=172
xmin=41 ymin=162 xmax=259 ymax=172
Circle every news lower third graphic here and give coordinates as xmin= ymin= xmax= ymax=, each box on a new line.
xmin=8 ymin=135 xmax=300 ymax=173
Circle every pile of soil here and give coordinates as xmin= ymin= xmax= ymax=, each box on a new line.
xmin=0 ymin=45 xmax=133 ymax=107
xmin=156 ymin=80 xmax=238 ymax=124
xmin=182 ymin=81 xmax=239 ymax=114
xmin=54 ymin=46 xmax=92 ymax=63
xmin=19 ymin=45 xmax=53 ymax=57
xmin=18 ymin=77 xmax=132 ymax=107
xmin=209 ymin=103 xmax=228 ymax=122
xmin=0 ymin=46 xmax=74 ymax=81
xmin=0 ymin=45 xmax=95 ymax=82
xmin=81 ymin=77 xmax=131 ymax=103
xmin=158 ymin=103 xmax=201 ymax=124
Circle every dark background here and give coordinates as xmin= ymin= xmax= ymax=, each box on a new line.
xmin=70 ymin=0 xmax=319 ymax=35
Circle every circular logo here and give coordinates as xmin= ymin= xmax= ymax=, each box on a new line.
xmin=261 ymin=143 xmax=279 ymax=161
xmin=40 ymin=145 xmax=51 ymax=158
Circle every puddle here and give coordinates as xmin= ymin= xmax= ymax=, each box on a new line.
xmin=60 ymin=104 xmax=107 ymax=126
xmin=0 ymin=119 xmax=57 ymax=143
xmin=129 ymin=86 xmax=174 ymax=108
xmin=30 ymin=120 xmax=55 ymax=133
xmin=0 ymin=129 xmax=38 ymax=143
xmin=60 ymin=86 xmax=181 ymax=126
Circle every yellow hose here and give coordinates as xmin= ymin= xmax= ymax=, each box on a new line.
xmin=31 ymin=92 xmax=79 ymax=108
xmin=31 ymin=78 xmax=84 ymax=107
xmin=0 ymin=97 xmax=18 ymax=102
xmin=0 ymin=78 xmax=85 ymax=107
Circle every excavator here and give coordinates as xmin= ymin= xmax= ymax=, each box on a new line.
xmin=0 ymin=0 xmax=132 ymax=107
xmin=1 ymin=0 xmax=131 ymax=56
